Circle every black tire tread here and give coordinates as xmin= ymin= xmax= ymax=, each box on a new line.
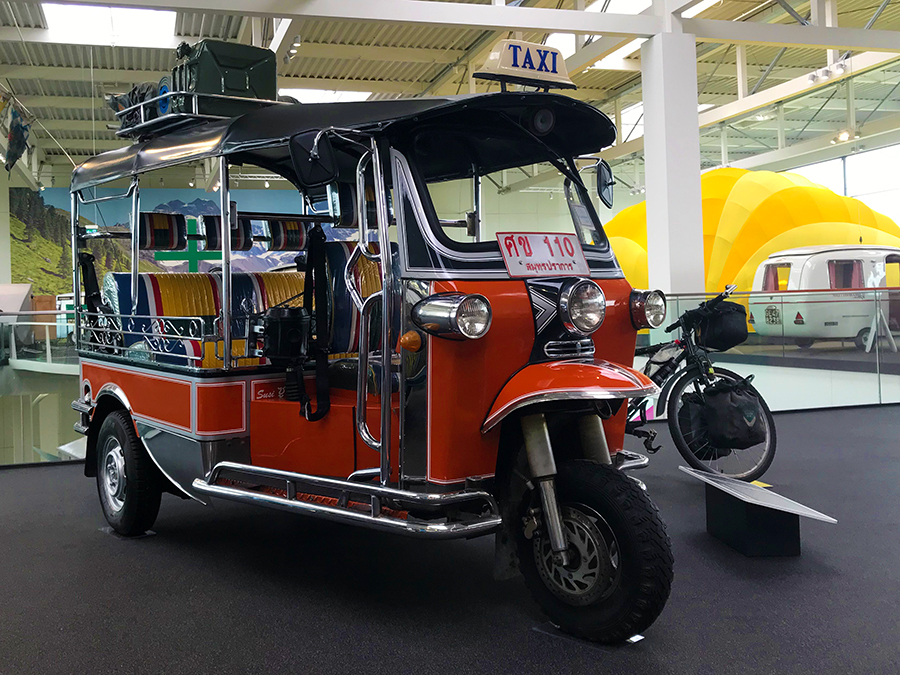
xmin=519 ymin=461 xmax=674 ymax=644
xmin=96 ymin=411 xmax=162 ymax=536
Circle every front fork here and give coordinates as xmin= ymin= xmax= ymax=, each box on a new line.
xmin=520 ymin=413 xmax=612 ymax=566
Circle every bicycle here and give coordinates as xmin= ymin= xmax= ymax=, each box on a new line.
xmin=626 ymin=285 xmax=777 ymax=482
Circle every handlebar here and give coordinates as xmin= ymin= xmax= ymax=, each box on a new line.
xmin=664 ymin=284 xmax=737 ymax=333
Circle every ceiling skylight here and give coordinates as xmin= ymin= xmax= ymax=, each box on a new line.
xmin=278 ymin=89 xmax=372 ymax=104
xmin=42 ymin=4 xmax=176 ymax=48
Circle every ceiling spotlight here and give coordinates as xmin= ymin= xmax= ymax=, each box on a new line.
xmin=264 ymin=180 xmax=270 ymax=188
xmin=289 ymin=48 xmax=297 ymax=54
xmin=213 ymin=183 xmax=220 ymax=192
xmin=838 ymin=130 xmax=851 ymax=142
xmin=830 ymin=138 xmax=837 ymax=145
xmin=808 ymin=73 xmax=819 ymax=85
xmin=820 ymin=68 xmax=832 ymax=81
xmin=189 ymin=180 xmax=194 ymax=188
xmin=833 ymin=61 xmax=847 ymax=75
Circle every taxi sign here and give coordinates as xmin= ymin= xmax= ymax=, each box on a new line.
xmin=497 ymin=232 xmax=590 ymax=278
xmin=474 ymin=39 xmax=576 ymax=90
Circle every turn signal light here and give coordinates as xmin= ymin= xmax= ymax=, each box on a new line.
xmin=399 ymin=330 xmax=423 ymax=352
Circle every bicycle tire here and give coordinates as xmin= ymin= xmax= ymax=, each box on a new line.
xmin=665 ymin=367 xmax=776 ymax=482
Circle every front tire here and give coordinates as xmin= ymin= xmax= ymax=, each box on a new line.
xmin=516 ymin=460 xmax=673 ymax=644
xmin=667 ymin=367 xmax=776 ymax=482
xmin=96 ymin=411 xmax=162 ymax=536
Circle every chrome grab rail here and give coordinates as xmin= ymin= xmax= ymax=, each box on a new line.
xmin=355 ymin=291 xmax=382 ymax=451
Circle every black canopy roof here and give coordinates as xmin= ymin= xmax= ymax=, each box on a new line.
xmin=70 ymin=92 xmax=616 ymax=192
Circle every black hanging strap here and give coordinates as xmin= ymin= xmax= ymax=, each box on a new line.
xmin=297 ymin=223 xmax=330 ymax=422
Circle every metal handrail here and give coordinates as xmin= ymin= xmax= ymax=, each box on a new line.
xmin=355 ymin=291 xmax=382 ymax=451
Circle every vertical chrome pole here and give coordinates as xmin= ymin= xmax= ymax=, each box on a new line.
xmin=219 ymin=157 xmax=232 ymax=371
xmin=130 ymin=177 xmax=140 ymax=314
xmin=473 ymin=163 xmax=482 ymax=242
xmin=371 ymin=139 xmax=393 ymax=487
xmin=70 ymin=191 xmax=80 ymax=349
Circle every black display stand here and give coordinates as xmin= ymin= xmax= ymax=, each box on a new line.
xmin=679 ymin=466 xmax=836 ymax=557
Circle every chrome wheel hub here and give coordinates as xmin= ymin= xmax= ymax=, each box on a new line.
xmin=534 ymin=505 xmax=619 ymax=606
xmin=102 ymin=437 xmax=126 ymax=512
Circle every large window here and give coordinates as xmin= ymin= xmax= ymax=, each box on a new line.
xmin=828 ymin=260 xmax=863 ymax=289
xmin=762 ymin=263 xmax=791 ymax=291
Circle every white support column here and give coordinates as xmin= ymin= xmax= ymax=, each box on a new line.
xmin=0 ymin=169 xmax=9 ymax=284
xmin=776 ymin=102 xmax=786 ymax=149
xmin=720 ymin=125 xmax=729 ymax=166
xmin=735 ymin=44 xmax=749 ymax=99
xmin=846 ymin=78 xmax=856 ymax=131
xmin=641 ymin=32 xmax=706 ymax=294
xmin=810 ymin=0 xmax=839 ymax=65
xmin=251 ymin=17 xmax=263 ymax=48
xmin=575 ymin=0 xmax=587 ymax=50
xmin=614 ymin=98 xmax=623 ymax=145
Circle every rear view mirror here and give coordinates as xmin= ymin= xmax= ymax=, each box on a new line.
xmin=290 ymin=131 xmax=339 ymax=189
xmin=596 ymin=159 xmax=615 ymax=209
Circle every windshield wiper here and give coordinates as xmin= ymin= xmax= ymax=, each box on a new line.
xmin=498 ymin=112 xmax=588 ymax=192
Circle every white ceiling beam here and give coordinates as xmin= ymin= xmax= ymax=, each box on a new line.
xmin=0 ymin=64 xmax=427 ymax=94
xmin=43 ymin=0 xmax=665 ymax=36
xmin=34 ymin=138 xmax=124 ymax=151
xmin=292 ymin=42 xmax=466 ymax=64
xmin=0 ymin=26 xmax=181 ymax=50
xmin=16 ymin=96 xmax=106 ymax=109
xmin=596 ymin=50 xmax=900 ymax=164
xmin=685 ymin=18 xmax=900 ymax=53
xmin=269 ymin=18 xmax=296 ymax=63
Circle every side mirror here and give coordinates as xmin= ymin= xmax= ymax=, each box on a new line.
xmin=290 ymin=131 xmax=339 ymax=189
xmin=596 ymin=159 xmax=615 ymax=209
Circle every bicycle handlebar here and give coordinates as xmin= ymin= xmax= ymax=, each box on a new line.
xmin=664 ymin=284 xmax=737 ymax=333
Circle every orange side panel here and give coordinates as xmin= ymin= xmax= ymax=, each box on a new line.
xmin=250 ymin=378 xmax=399 ymax=479
xmin=593 ymin=278 xmax=638 ymax=452
xmin=82 ymin=361 xmax=191 ymax=432
xmin=427 ymin=280 xmax=534 ymax=484
xmin=196 ymin=381 xmax=246 ymax=435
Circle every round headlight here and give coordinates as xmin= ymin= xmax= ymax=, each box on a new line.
xmin=559 ymin=279 xmax=606 ymax=336
xmin=630 ymin=289 xmax=667 ymax=329
xmin=455 ymin=294 xmax=492 ymax=339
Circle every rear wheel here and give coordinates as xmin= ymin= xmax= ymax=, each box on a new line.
xmin=516 ymin=460 xmax=673 ymax=644
xmin=667 ymin=367 xmax=776 ymax=481
xmin=96 ymin=411 xmax=162 ymax=536
xmin=855 ymin=328 xmax=871 ymax=352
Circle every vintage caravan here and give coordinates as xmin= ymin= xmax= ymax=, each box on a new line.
xmin=749 ymin=245 xmax=900 ymax=349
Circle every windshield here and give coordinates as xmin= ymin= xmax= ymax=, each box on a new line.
xmin=424 ymin=165 xmax=610 ymax=253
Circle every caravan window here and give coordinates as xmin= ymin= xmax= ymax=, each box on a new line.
xmin=762 ymin=263 xmax=791 ymax=291
xmin=828 ymin=260 xmax=863 ymax=289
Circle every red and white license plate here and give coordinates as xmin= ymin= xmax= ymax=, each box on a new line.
xmin=496 ymin=232 xmax=590 ymax=278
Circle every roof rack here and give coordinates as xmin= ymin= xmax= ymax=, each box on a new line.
xmin=114 ymin=90 xmax=287 ymax=140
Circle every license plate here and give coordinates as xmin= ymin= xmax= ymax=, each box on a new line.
xmin=765 ymin=306 xmax=781 ymax=325
xmin=496 ymin=232 xmax=590 ymax=278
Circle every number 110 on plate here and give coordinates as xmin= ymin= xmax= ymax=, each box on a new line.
xmin=496 ymin=232 xmax=590 ymax=278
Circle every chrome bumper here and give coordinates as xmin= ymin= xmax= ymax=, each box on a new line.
xmin=192 ymin=462 xmax=502 ymax=540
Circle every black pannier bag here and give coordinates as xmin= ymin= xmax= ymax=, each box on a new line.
xmin=702 ymin=376 xmax=766 ymax=450
xmin=695 ymin=301 xmax=748 ymax=352
xmin=677 ymin=391 xmax=732 ymax=461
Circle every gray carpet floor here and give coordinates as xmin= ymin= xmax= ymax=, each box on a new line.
xmin=1 ymin=406 xmax=898 ymax=675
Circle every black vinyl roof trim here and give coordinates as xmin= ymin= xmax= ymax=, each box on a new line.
xmin=71 ymin=92 xmax=616 ymax=192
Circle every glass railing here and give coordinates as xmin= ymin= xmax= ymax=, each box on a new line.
xmin=640 ymin=289 xmax=900 ymax=413
xmin=0 ymin=311 xmax=82 ymax=468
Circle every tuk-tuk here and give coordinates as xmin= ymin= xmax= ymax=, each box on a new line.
xmin=70 ymin=39 xmax=673 ymax=643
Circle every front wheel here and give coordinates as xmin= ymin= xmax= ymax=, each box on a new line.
xmin=516 ymin=460 xmax=673 ymax=644
xmin=667 ymin=367 xmax=776 ymax=481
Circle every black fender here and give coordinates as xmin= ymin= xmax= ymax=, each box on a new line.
xmin=656 ymin=362 xmax=705 ymax=417
xmin=83 ymin=392 xmax=129 ymax=477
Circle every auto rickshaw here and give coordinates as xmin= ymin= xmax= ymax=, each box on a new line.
xmin=70 ymin=39 xmax=673 ymax=643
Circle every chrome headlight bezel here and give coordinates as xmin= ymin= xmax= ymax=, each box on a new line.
xmin=630 ymin=289 xmax=667 ymax=329
xmin=411 ymin=292 xmax=492 ymax=340
xmin=559 ymin=278 xmax=606 ymax=336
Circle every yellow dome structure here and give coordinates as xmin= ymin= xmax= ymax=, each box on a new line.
xmin=605 ymin=167 xmax=900 ymax=293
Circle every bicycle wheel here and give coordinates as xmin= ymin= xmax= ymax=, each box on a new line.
xmin=666 ymin=367 xmax=776 ymax=481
